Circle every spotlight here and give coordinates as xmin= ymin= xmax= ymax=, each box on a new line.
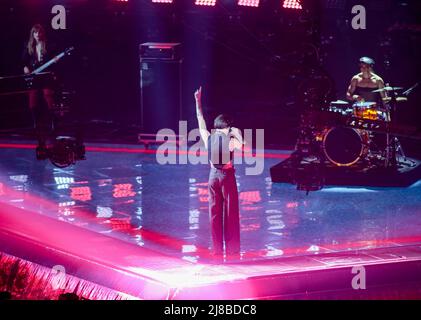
xmin=282 ymin=0 xmax=303 ymax=10
xmin=195 ymin=0 xmax=216 ymax=6
xmin=238 ymin=0 xmax=260 ymax=7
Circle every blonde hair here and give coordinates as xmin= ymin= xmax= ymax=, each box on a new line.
xmin=27 ymin=24 xmax=47 ymax=56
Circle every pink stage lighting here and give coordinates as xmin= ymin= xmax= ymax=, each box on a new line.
xmin=195 ymin=0 xmax=216 ymax=6
xmin=238 ymin=0 xmax=260 ymax=7
xmin=282 ymin=0 xmax=303 ymax=10
xmin=152 ymin=0 xmax=173 ymax=3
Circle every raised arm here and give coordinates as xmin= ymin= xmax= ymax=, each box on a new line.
xmin=195 ymin=87 xmax=210 ymax=148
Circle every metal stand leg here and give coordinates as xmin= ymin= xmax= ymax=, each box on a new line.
xmin=385 ymin=132 xmax=390 ymax=168
xmin=395 ymin=137 xmax=406 ymax=162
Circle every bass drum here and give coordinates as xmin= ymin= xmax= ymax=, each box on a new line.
xmin=322 ymin=127 xmax=370 ymax=167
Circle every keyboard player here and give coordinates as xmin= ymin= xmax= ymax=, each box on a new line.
xmin=22 ymin=24 xmax=55 ymax=147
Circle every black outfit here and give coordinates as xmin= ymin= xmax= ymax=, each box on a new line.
xmin=22 ymin=45 xmax=52 ymax=72
xmin=207 ymin=132 xmax=240 ymax=256
xmin=354 ymin=86 xmax=382 ymax=104
xmin=22 ymin=46 xmax=55 ymax=146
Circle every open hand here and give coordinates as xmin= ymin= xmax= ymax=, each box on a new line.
xmin=194 ymin=86 xmax=202 ymax=101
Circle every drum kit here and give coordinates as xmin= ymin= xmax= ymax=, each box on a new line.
xmin=299 ymin=86 xmax=409 ymax=169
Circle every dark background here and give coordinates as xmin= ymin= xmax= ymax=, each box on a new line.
xmin=0 ymin=0 xmax=420 ymax=147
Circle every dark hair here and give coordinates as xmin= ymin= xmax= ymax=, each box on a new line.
xmin=359 ymin=56 xmax=375 ymax=67
xmin=213 ymin=114 xmax=232 ymax=129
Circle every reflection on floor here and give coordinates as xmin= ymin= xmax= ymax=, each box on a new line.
xmin=1 ymin=142 xmax=421 ymax=264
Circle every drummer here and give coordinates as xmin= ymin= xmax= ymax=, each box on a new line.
xmin=346 ymin=56 xmax=387 ymax=105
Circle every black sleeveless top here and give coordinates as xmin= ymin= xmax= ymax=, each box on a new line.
xmin=207 ymin=132 xmax=233 ymax=169
xmin=22 ymin=45 xmax=52 ymax=72
xmin=354 ymin=86 xmax=382 ymax=104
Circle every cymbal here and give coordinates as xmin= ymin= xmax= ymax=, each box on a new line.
xmin=330 ymin=100 xmax=349 ymax=105
xmin=353 ymin=101 xmax=376 ymax=107
xmin=382 ymin=96 xmax=408 ymax=102
xmin=372 ymin=86 xmax=403 ymax=93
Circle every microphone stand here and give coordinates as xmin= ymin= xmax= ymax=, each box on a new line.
xmin=387 ymin=89 xmax=398 ymax=169
xmin=402 ymin=82 xmax=419 ymax=97
xmin=385 ymin=86 xmax=407 ymax=169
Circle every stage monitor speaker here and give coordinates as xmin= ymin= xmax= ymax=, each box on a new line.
xmin=139 ymin=43 xmax=183 ymax=133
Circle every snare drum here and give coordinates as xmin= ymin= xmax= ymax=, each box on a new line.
xmin=352 ymin=102 xmax=387 ymax=121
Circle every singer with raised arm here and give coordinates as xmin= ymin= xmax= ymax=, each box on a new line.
xmin=195 ymin=86 xmax=244 ymax=261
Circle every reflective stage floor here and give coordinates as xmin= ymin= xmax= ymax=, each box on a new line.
xmin=1 ymin=141 xmax=421 ymax=299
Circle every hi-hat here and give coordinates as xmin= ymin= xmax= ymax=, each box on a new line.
xmin=372 ymin=86 xmax=403 ymax=93
xmin=330 ymin=100 xmax=349 ymax=105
